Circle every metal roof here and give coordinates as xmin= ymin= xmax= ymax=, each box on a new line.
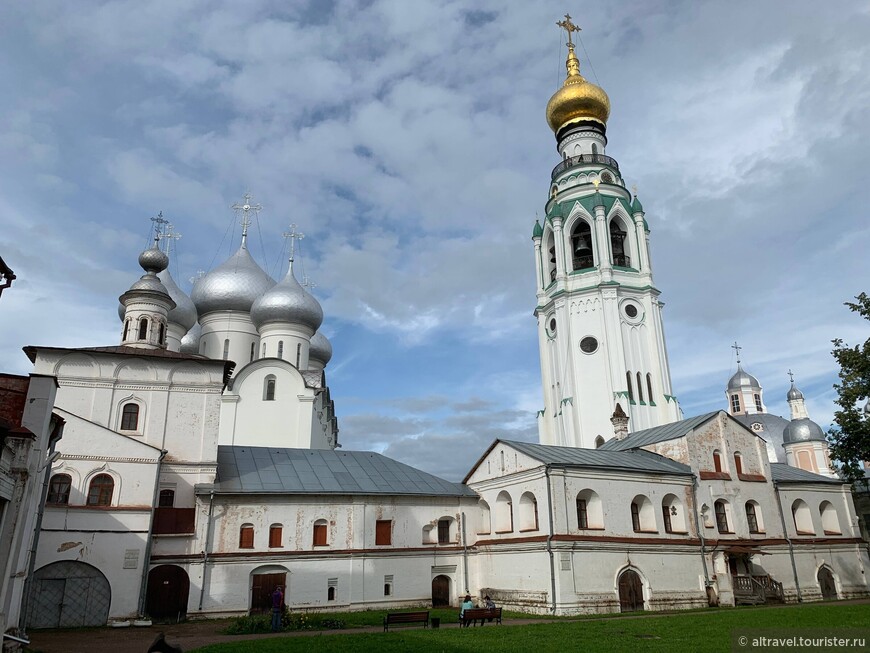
xmin=212 ymin=446 xmax=477 ymax=497
xmin=770 ymin=463 xmax=843 ymax=485
xmin=500 ymin=440 xmax=692 ymax=476
xmin=598 ymin=412 xmax=720 ymax=452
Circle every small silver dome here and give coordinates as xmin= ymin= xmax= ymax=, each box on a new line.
xmin=727 ymin=365 xmax=760 ymax=390
xmin=783 ymin=417 xmax=826 ymax=444
xmin=139 ymin=245 xmax=169 ymax=274
xmin=128 ymin=274 xmax=171 ymax=295
xmin=117 ymin=302 xmax=125 ymax=321
xmin=179 ymin=322 xmax=202 ymax=354
xmin=191 ymin=244 xmax=275 ymax=316
xmin=309 ymin=331 xmax=333 ymax=365
xmin=786 ymin=382 xmax=804 ymax=401
xmin=250 ymin=264 xmax=323 ymax=332
xmin=158 ymin=269 xmax=197 ymax=330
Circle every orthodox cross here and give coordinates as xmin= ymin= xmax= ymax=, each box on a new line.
xmin=556 ymin=13 xmax=581 ymax=46
xmin=731 ymin=341 xmax=742 ymax=364
xmin=631 ymin=184 xmax=638 ymax=197
xmin=231 ymin=193 xmax=262 ymax=243
xmin=282 ymin=224 xmax=304 ymax=266
xmin=189 ymin=270 xmax=205 ymax=285
xmin=162 ymin=222 xmax=182 ymax=253
xmin=151 ymin=211 xmax=169 ymax=242
xmin=787 ymin=369 xmax=795 ymax=383
xmin=302 ymin=274 xmax=316 ymax=290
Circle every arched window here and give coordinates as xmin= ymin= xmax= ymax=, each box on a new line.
xmin=630 ymin=495 xmax=654 ymax=532
xmin=591 ymin=143 xmax=598 ymax=155
xmin=261 ymin=342 xmax=266 ymax=358
xmin=646 ymin=374 xmax=654 ymax=403
xmin=576 ymin=489 xmax=603 ymax=529
xmin=223 ymin=339 xmax=230 ymax=360
xmin=609 ymin=220 xmax=629 ymax=267
xmin=269 ymin=524 xmax=283 ymax=548
xmin=264 ymin=376 xmax=276 ymax=401
xmin=158 ymin=322 xmax=166 ymax=345
xmin=495 ymin=491 xmax=513 ymax=533
xmin=313 ymin=519 xmax=328 ymax=546
xmin=120 ymin=403 xmax=140 ymax=431
xmin=819 ymin=501 xmax=841 ymax=535
xmin=745 ymin=501 xmax=763 ymax=534
xmin=733 ymin=452 xmax=743 ymax=475
xmin=571 ymin=220 xmax=594 ymax=271
xmin=594 ymin=435 xmax=605 ymax=448
xmin=545 ymin=232 xmax=556 ymax=282
xmin=478 ymin=500 xmax=491 ymax=534
xmin=158 ymin=489 xmax=175 ymax=507
xmin=87 ymin=474 xmax=114 ymax=506
xmin=661 ymin=494 xmax=686 ymax=533
xmin=277 ymin=341 xmax=284 ymax=359
xmin=713 ymin=450 xmax=723 ymax=473
xmin=122 ymin=320 xmax=129 ymax=341
xmin=250 ymin=342 xmax=255 ymax=362
xmin=519 ymin=492 xmax=538 ymax=531
xmin=437 ymin=518 xmax=452 ymax=544
xmin=626 ymin=372 xmax=634 ymax=403
xmin=296 ymin=343 xmax=302 ymax=368
xmin=714 ymin=500 xmax=730 ymax=533
xmin=792 ymin=499 xmax=814 ymax=534
xmin=239 ymin=523 xmax=254 ymax=548
xmin=327 ymin=586 xmax=336 ymax=601
xmin=636 ymin=372 xmax=644 ymax=403
xmin=47 ymin=474 xmax=72 ymax=504
xmin=138 ymin=318 xmax=148 ymax=340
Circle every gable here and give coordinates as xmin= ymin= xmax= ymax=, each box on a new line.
xmin=53 ymin=408 xmax=162 ymax=460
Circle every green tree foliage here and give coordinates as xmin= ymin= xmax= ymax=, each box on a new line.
xmin=829 ymin=293 xmax=870 ymax=482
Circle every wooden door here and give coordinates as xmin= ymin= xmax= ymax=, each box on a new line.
xmin=431 ymin=575 xmax=450 ymax=607
xmin=618 ymin=570 xmax=644 ymax=612
xmin=251 ymin=573 xmax=286 ymax=614
xmin=818 ymin=567 xmax=837 ymax=599
xmin=146 ymin=565 xmax=190 ymax=621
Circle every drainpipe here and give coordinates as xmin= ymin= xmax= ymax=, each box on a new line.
xmin=545 ymin=465 xmax=557 ymax=614
xmin=198 ymin=490 xmax=216 ymax=611
xmin=138 ymin=449 xmax=167 ymax=618
xmin=773 ymin=480 xmax=802 ymax=602
xmin=690 ymin=477 xmax=711 ymax=588
xmin=461 ymin=508 xmax=469 ymax=594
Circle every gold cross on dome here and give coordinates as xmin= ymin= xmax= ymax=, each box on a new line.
xmin=557 ymin=14 xmax=581 ymax=46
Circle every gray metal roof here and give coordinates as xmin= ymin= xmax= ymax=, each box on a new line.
xmin=598 ymin=412 xmax=720 ymax=452
xmin=770 ymin=463 xmax=843 ymax=485
xmin=212 ymin=446 xmax=477 ymax=497
xmin=500 ymin=440 xmax=693 ymax=476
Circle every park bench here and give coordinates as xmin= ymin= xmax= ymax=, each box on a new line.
xmin=383 ymin=610 xmax=430 ymax=631
xmin=459 ymin=607 xmax=502 ymax=627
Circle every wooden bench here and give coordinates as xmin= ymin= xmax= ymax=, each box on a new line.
xmin=383 ymin=611 xmax=429 ymax=631
xmin=460 ymin=607 xmax=502 ymax=627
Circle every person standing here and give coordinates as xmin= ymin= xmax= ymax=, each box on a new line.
xmin=270 ymin=585 xmax=284 ymax=632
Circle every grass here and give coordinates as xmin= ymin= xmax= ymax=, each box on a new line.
xmin=192 ymin=602 xmax=870 ymax=653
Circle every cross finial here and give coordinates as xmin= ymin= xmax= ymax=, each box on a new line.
xmin=161 ymin=222 xmax=182 ymax=253
xmin=731 ymin=341 xmax=742 ymax=365
xmin=631 ymin=184 xmax=638 ymax=197
xmin=282 ymin=224 xmax=305 ymax=268
xmin=556 ymin=13 xmax=581 ymax=46
xmin=787 ymin=369 xmax=795 ymax=383
xmin=231 ymin=193 xmax=262 ymax=246
xmin=302 ymin=274 xmax=316 ymax=290
xmin=150 ymin=211 xmax=169 ymax=243
xmin=189 ymin=269 xmax=205 ymax=285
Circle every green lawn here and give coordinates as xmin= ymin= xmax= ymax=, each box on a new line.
xmin=193 ymin=603 xmax=870 ymax=653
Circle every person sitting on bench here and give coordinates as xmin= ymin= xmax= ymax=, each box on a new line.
xmin=459 ymin=594 xmax=475 ymax=623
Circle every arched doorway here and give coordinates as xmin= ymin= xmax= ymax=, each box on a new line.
xmin=432 ymin=575 xmax=451 ymax=607
xmin=250 ymin=567 xmax=287 ymax=614
xmin=818 ymin=567 xmax=838 ymax=599
xmin=618 ymin=569 xmax=644 ymax=612
xmin=27 ymin=561 xmax=111 ymax=628
xmin=146 ymin=565 xmax=190 ymax=621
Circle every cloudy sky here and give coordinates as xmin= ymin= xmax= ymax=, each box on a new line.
xmin=1 ymin=1 xmax=868 ymax=481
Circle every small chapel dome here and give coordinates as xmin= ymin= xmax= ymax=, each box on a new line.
xmin=191 ymin=244 xmax=275 ymax=316
xmin=138 ymin=245 xmax=169 ymax=274
xmin=159 ymin=269 xmax=198 ymax=331
xmin=309 ymin=331 xmax=333 ymax=366
xmin=546 ymin=38 xmax=610 ymax=135
xmin=786 ymin=382 xmax=804 ymax=401
xmin=727 ymin=365 xmax=760 ymax=391
xmin=179 ymin=322 xmax=202 ymax=354
xmin=782 ymin=417 xmax=826 ymax=444
xmin=250 ymin=264 xmax=323 ymax=332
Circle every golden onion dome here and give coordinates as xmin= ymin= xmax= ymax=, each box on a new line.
xmin=546 ymin=43 xmax=610 ymax=134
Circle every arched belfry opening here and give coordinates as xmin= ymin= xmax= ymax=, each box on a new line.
xmin=571 ymin=220 xmax=594 ymax=270
xmin=609 ymin=220 xmax=629 ymax=267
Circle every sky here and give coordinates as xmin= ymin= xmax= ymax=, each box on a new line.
xmin=1 ymin=1 xmax=869 ymax=482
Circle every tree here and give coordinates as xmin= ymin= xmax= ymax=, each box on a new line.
xmin=829 ymin=293 xmax=870 ymax=482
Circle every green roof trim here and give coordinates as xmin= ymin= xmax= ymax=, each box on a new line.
xmin=631 ymin=195 xmax=644 ymax=214
xmin=533 ymin=220 xmax=543 ymax=238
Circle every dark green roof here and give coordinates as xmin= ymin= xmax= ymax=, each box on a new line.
xmin=532 ymin=220 xmax=543 ymax=238
xmin=598 ymin=412 xmax=721 ymax=451
xmin=631 ymin=195 xmax=644 ymax=213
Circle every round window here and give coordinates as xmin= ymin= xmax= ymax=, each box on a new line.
xmin=625 ymin=304 xmax=638 ymax=318
xmin=579 ymin=336 xmax=598 ymax=354
xmin=601 ymin=171 xmax=614 ymax=184
xmin=545 ymin=316 xmax=557 ymax=338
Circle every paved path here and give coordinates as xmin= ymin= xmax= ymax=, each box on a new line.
xmin=26 ymin=599 xmax=870 ymax=653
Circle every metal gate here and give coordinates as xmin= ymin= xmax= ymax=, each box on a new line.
xmin=27 ymin=561 xmax=111 ymax=628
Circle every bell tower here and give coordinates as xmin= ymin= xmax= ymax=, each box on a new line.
xmin=533 ymin=16 xmax=681 ymax=449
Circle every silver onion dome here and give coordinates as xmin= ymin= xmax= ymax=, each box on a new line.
xmin=191 ymin=244 xmax=275 ymax=316
xmin=783 ymin=417 xmax=826 ymax=444
xmin=139 ymin=245 xmax=169 ymax=274
xmin=786 ymin=382 xmax=804 ymax=401
xmin=727 ymin=365 xmax=761 ymax=390
xmin=179 ymin=322 xmax=202 ymax=354
xmin=158 ymin=269 xmax=197 ymax=330
xmin=250 ymin=263 xmax=323 ymax=332
xmin=309 ymin=331 xmax=333 ymax=366
xmin=117 ymin=302 xmax=125 ymax=321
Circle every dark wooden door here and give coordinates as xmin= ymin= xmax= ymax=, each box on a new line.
xmin=818 ymin=567 xmax=837 ymax=599
xmin=146 ymin=565 xmax=190 ymax=621
xmin=432 ymin=575 xmax=450 ymax=607
xmin=251 ymin=573 xmax=286 ymax=614
xmin=618 ymin=570 xmax=644 ymax=612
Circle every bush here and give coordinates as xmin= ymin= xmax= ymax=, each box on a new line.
xmin=223 ymin=614 xmax=271 ymax=634
xmin=224 ymin=609 xmax=346 ymax=635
